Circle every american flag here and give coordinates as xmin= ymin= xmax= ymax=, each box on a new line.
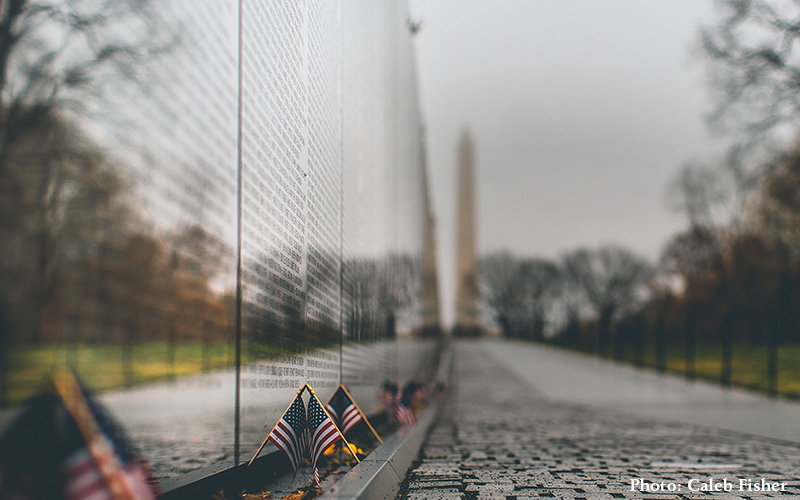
xmin=61 ymin=378 xmax=157 ymax=500
xmin=267 ymin=394 xmax=307 ymax=474
xmin=326 ymin=386 xmax=362 ymax=436
xmin=307 ymin=395 xmax=342 ymax=488
xmin=0 ymin=393 xmax=72 ymax=499
xmin=63 ymin=444 xmax=154 ymax=500
xmin=0 ymin=377 xmax=156 ymax=500
xmin=381 ymin=382 xmax=415 ymax=426
xmin=393 ymin=392 xmax=416 ymax=426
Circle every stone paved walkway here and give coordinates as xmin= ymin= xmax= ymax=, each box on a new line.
xmin=398 ymin=341 xmax=800 ymax=500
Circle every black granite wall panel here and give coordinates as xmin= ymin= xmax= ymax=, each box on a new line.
xmin=0 ymin=0 xmax=437 ymax=480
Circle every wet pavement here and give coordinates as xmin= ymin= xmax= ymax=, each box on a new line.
xmin=399 ymin=340 xmax=800 ymax=500
xmin=483 ymin=341 xmax=800 ymax=444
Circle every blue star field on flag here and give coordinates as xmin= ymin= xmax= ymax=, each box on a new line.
xmin=307 ymin=395 xmax=341 ymax=487
xmin=267 ymin=393 xmax=307 ymax=474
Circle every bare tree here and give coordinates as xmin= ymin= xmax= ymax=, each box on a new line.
xmin=667 ymin=151 xmax=759 ymax=241
xmin=699 ymin=0 xmax=800 ymax=144
xmin=0 ymin=1 xmax=170 ymax=340
xmin=377 ymin=253 xmax=419 ymax=339
xmin=0 ymin=1 xmax=169 ymax=127
xmin=0 ymin=111 xmax=133 ymax=343
xmin=518 ymin=258 xmax=560 ymax=340
xmin=563 ymin=245 xmax=653 ymax=353
xmin=652 ymin=0 xmax=800 ymax=391
xmin=664 ymin=145 xmax=773 ymax=385
xmin=479 ymin=252 xmax=524 ymax=338
xmin=759 ymin=139 xmax=800 ymax=259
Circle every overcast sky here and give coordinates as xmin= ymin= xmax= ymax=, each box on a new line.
xmin=408 ymin=0 xmax=722 ymax=327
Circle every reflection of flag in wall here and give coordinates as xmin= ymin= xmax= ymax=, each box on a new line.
xmin=326 ymin=386 xmax=362 ymax=436
xmin=307 ymin=396 xmax=342 ymax=487
xmin=267 ymin=393 xmax=307 ymax=474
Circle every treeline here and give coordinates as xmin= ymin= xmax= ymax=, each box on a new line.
xmin=480 ymin=145 xmax=800 ymax=392
xmin=479 ymin=245 xmax=652 ymax=351
xmin=481 ymin=0 xmax=800 ymax=395
xmin=0 ymin=110 xmax=425 ymax=405
xmin=244 ymin=253 xmax=422 ymax=351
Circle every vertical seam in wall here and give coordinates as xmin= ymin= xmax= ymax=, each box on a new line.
xmin=233 ymin=0 xmax=245 ymax=467
xmin=338 ymin=0 xmax=345 ymax=388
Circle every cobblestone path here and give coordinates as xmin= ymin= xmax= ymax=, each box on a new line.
xmin=399 ymin=341 xmax=800 ymax=500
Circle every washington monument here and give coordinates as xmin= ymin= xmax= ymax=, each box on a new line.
xmin=453 ymin=129 xmax=481 ymax=336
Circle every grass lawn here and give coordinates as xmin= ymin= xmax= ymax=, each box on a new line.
xmin=609 ymin=342 xmax=800 ymax=399
xmin=4 ymin=342 xmax=236 ymax=406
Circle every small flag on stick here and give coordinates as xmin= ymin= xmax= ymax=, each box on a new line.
xmin=0 ymin=374 xmax=157 ymax=500
xmin=54 ymin=372 xmax=157 ymax=500
xmin=249 ymin=384 xmax=359 ymax=489
xmin=394 ymin=391 xmax=416 ymax=426
xmin=381 ymin=382 xmax=416 ymax=426
xmin=326 ymin=385 xmax=382 ymax=443
xmin=249 ymin=390 xmax=307 ymax=473
xmin=307 ymin=394 xmax=342 ymax=487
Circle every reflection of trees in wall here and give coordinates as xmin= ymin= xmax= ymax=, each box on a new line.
xmin=344 ymin=258 xmax=381 ymax=342
xmin=343 ymin=254 xmax=420 ymax=341
xmin=0 ymin=0 xmax=178 ymax=398
xmin=241 ymin=243 xmax=341 ymax=353
xmin=0 ymin=0 xmax=171 ymax=343
xmin=240 ymin=250 xmax=421 ymax=355
xmin=0 ymin=111 xmax=235 ymax=393
xmin=0 ymin=111 xmax=125 ymax=344
xmin=378 ymin=253 xmax=420 ymax=339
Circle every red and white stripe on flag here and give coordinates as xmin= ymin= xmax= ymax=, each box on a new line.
xmin=64 ymin=448 xmax=113 ymax=500
xmin=311 ymin=419 xmax=340 ymax=468
xmin=392 ymin=393 xmax=415 ymax=426
xmin=396 ymin=404 xmax=416 ymax=426
xmin=340 ymin=405 xmax=362 ymax=435
xmin=63 ymin=449 xmax=154 ymax=500
xmin=311 ymin=419 xmax=340 ymax=488
xmin=268 ymin=420 xmax=302 ymax=472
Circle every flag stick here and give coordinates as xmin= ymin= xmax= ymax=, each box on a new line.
xmin=54 ymin=372 xmax=138 ymax=500
xmin=308 ymin=386 xmax=360 ymax=464
xmin=340 ymin=384 xmax=382 ymax=444
xmin=248 ymin=385 xmax=308 ymax=467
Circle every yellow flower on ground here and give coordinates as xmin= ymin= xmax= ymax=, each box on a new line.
xmin=322 ymin=442 xmax=364 ymax=457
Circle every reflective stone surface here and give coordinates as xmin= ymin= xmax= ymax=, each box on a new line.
xmin=0 ymin=0 xmax=438 ymax=480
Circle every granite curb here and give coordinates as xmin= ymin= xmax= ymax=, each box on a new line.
xmin=319 ymin=341 xmax=452 ymax=500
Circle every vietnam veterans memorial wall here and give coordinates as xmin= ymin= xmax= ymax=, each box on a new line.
xmin=0 ymin=0 xmax=440 ymax=481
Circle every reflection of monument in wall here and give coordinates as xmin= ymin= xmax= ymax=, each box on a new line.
xmin=453 ymin=129 xmax=481 ymax=337
xmin=421 ymin=140 xmax=443 ymax=337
